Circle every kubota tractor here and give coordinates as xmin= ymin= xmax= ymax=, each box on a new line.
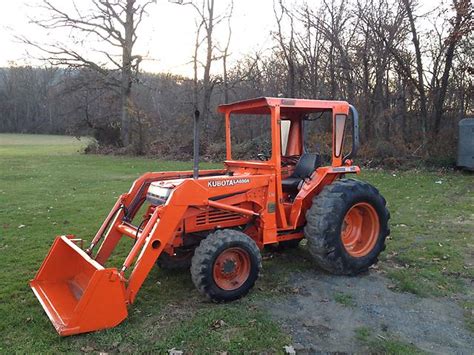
xmin=31 ymin=97 xmax=390 ymax=336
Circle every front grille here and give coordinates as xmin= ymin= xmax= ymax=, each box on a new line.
xmin=195 ymin=208 xmax=242 ymax=225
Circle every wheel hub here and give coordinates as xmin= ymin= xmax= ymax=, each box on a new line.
xmin=341 ymin=202 xmax=380 ymax=257
xmin=213 ymin=247 xmax=251 ymax=291
xmin=222 ymin=259 xmax=237 ymax=274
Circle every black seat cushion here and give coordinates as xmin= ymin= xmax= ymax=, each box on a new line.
xmin=282 ymin=153 xmax=321 ymax=191
xmin=281 ymin=177 xmax=301 ymax=190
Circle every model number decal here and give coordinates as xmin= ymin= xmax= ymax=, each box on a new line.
xmin=332 ymin=167 xmax=357 ymax=172
xmin=208 ymin=178 xmax=250 ymax=188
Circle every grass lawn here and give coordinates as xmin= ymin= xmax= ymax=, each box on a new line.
xmin=0 ymin=133 xmax=472 ymax=353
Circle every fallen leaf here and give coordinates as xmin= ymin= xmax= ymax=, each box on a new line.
xmin=211 ymin=319 xmax=226 ymax=330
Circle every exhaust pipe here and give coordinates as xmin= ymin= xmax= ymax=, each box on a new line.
xmin=193 ymin=109 xmax=200 ymax=179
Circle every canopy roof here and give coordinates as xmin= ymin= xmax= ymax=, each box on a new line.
xmin=217 ymin=97 xmax=349 ymax=115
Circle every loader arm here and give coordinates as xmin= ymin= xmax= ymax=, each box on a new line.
xmin=30 ymin=172 xmax=273 ymax=335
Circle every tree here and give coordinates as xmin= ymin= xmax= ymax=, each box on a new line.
xmin=24 ymin=0 xmax=155 ymax=146
xmin=273 ymin=0 xmax=298 ymax=97
xmin=431 ymin=0 xmax=473 ymax=135
xmin=173 ymin=0 xmax=233 ymax=141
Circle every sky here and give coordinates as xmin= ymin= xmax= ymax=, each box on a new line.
xmin=0 ymin=0 xmax=283 ymax=77
xmin=0 ymin=0 xmax=439 ymax=77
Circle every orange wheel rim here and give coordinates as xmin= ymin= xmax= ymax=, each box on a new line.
xmin=213 ymin=247 xmax=251 ymax=290
xmin=341 ymin=202 xmax=380 ymax=257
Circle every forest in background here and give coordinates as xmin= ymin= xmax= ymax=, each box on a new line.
xmin=0 ymin=0 xmax=472 ymax=167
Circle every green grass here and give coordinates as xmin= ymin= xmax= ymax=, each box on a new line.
xmin=363 ymin=170 xmax=474 ymax=297
xmin=334 ymin=292 xmax=355 ymax=307
xmin=151 ymin=304 xmax=288 ymax=353
xmin=0 ymin=133 xmax=473 ymax=352
xmin=355 ymin=326 xmax=425 ymax=354
xmin=0 ymin=134 xmax=289 ymax=353
xmin=463 ymin=301 xmax=474 ymax=334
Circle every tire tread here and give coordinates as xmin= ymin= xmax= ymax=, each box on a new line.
xmin=304 ymin=178 xmax=390 ymax=275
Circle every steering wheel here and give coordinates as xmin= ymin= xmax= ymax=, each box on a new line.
xmin=257 ymin=153 xmax=270 ymax=161
xmin=281 ymin=155 xmax=300 ymax=166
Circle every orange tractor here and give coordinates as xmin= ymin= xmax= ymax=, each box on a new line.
xmin=31 ymin=97 xmax=389 ymax=336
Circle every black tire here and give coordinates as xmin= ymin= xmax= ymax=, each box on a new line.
xmin=156 ymin=248 xmax=194 ymax=270
xmin=191 ymin=229 xmax=262 ymax=302
xmin=304 ymin=178 xmax=390 ymax=275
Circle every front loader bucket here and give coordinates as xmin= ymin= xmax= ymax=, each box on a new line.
xmin=30 ymin=236 xmax=128 ymax=336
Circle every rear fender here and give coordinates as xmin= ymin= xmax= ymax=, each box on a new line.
xmin=289 ymin=166 xmax=360 ymax=228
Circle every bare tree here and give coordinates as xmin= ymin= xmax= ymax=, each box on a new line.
xmin=400 ymin=0 xmax=429 ymax=142
xmin=295 ymin=5 xmax=324 ymax=98
xmin=2 ymin=0 xmax=471 ymax=162
xmin=221 ymin=3 xmax=233 ymax=104
xmin=273 ymin=0 xmax=298 ymax=97
xmin=431 ymin=0 xmax=473 ymax=134
xmin=173 ymin=0 xmax=233 ymax=141
xmin=23 ymin=0 xmax=155 ymax=146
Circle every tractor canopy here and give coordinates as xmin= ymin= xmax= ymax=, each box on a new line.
xmin=217 ymin=97 xmax=358 ymax=168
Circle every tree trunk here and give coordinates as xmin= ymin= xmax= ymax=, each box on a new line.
xmin=120 ymin=0 xmax=135 ymax=147
xmin=432 ymin=0 xmax=466 ymax=135
xmin=402 ymin=0 xmax=428 ymax=143
xmin=201 ymin=0 xmax=215 ymax=142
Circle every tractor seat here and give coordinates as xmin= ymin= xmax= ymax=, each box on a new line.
xmin=282 ymin=153 xmax=321 ymax=190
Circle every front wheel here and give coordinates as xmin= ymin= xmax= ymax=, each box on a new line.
xmin=191 ymin=229 xmax=262 ymax=302
xmin=304 ymin=179 xmax=390 ymax=275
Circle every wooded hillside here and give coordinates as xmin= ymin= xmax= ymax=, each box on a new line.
xmin=0 ymin=0 xmax=472 ymax=165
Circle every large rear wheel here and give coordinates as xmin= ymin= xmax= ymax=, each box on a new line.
xmin=191 ymin=229 xmax=262 ymax=302
xmin=304 ymin=179 xmax=390 ymax=275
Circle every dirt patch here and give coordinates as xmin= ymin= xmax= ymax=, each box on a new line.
xmin=261 ymin=270 xmax=474 ymax=353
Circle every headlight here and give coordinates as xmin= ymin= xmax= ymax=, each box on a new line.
xmin=146 ymin=184 xmax=172 ymax=205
